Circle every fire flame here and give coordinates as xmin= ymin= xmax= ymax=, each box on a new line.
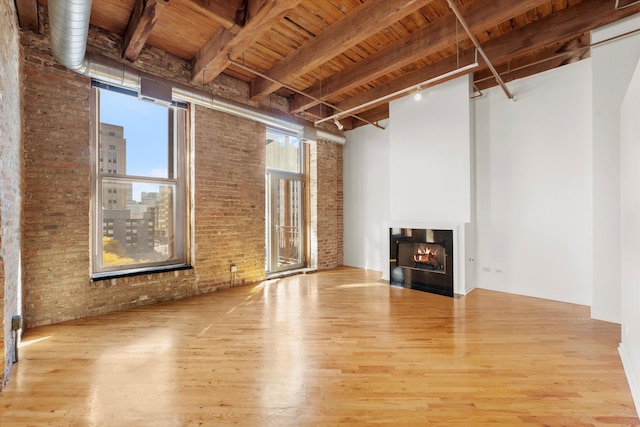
xmin=413 ymin=246 xmax=438 ymax=264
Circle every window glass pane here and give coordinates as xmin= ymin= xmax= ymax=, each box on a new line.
xmin=266 ymin=129 xmax=300 ymax=173
xmin=94 ymin=85 xmax=187 ymax=276
xmin=101 ymin=180 xmax=175 ymax=266
xmin=99 ymin=89 xmax=169 ymax=178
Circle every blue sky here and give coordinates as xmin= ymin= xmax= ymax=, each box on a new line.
xmin=100 ymin=89 xmax=169 ymax=179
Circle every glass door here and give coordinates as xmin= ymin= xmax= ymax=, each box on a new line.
xmin=267 ymin=172 xmax=304 ymax=272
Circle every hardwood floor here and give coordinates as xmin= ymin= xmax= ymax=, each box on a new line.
xmin=1 ymin=267 xmax=638 ymax=426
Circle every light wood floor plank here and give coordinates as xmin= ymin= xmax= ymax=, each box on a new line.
xmin=0 ymin=267 xmax=637 ymax=425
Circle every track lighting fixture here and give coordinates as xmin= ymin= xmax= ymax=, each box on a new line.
xmin=334 ymin=117 xmax=344 ymax=130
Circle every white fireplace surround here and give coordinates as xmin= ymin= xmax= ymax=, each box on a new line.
xmin=384 ymin=222 xmax=471 ymax=296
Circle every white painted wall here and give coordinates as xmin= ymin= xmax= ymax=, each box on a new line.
xmin=465 ymin=99 xmax=477 ymax=293
xmin=389 ymin=76 xmax=471 ymax=223
xmin=591 ymin=14 xmax=640 ymax=323
xmin=619 ymin=54 xmax=640 ymax=418
xmin=343 ymin=120 xmax=390 ymax=272
xmin=343 ymin=76 xmax=473 ymax=280
xmin=342 ymin=20 xmax=640 ymax=408
xmin=474 ymin=60 xmax=593 ymax=306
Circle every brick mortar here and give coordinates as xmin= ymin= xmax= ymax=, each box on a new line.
xmin=315 ymin=141 xmax=344 ymax=270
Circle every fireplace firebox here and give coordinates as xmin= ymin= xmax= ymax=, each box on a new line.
xmin=389 ymin=228 xmax=453 ymax=297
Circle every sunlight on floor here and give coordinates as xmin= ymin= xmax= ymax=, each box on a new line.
xmin=18 ymin=335 xmax=52 ymax=348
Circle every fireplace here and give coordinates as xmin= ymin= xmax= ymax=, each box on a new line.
xmin=390 ymin=228 xmax=454 ymax=297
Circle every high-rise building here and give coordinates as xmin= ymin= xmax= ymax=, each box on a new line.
xmin=99 ymin=123 xmax=128 ymax=209
xmin=99 ymin=123 xmax=156 ymax=260
xmin=103 ymin=207 xmax=156 ymax=256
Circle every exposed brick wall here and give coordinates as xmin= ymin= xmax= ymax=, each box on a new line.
xmin=20 ymin=26 xmax=270 ymax=327
xmin=19 ymin=7 xmax=343 ymax=330
xmin=314 ymin=140 xmax=344 ymax=270
xmin=21 ymin=31 xmax=93 ymax=326
xmin=0 ymin=2 xmax=22 ymax=388
xmin=193 ymin=105 xmax=266 ymax=290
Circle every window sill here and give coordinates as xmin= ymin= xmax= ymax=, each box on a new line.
xmin=92 ymin=264 xmax=193 ymax=282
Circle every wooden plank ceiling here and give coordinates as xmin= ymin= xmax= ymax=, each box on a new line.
xmin=21 ymin=0 xmax=640 ymax=130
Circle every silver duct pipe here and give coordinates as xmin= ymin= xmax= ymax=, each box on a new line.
xmin=47 ymin=0 xmax=346 ymax=144
xmin=48 ymin=0 xmax=93 ymax=72
xmin=82 ymin=53 xmax=313 ymax=135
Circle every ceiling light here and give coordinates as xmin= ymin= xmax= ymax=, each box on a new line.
xmin=334 ymin=117 xmax=344 ymax=130
xmin=414 ymin=87 xmax=422 ymax=101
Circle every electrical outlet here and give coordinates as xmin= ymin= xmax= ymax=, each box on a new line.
xmin=11 ymin=315 xmax=23 ymax=331
xmin=230 ymin=264 xmax=237 ymax=273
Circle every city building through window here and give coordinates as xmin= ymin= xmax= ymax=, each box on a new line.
xmin=92 ymin=84 xmax=189 ymax=277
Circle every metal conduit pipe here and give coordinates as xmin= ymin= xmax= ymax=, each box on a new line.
xmin=47 ymin=0 xmax=346 ymax=144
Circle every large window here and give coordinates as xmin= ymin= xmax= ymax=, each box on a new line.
xmin=265 ymin=129 xmax=306 ymax=273
xmin=92 ymin=84 xmax=189 ymax=277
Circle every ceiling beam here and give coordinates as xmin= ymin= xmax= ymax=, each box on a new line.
xmin=122 ymin=0 xmax=169 ymax=62
xmin=352 ymin=104 xmax=389 ymax=129
xmin=179 ymin=0 xmax=243 ymax=31
xmin=329 ymin=0 xmax=640 ymax=122
xmin=191 ymin=0 xmax=301 ymax=85
xmin=467 ymin=0 xmax=640 ymax=86
xmin=289 ymin=0 xmax=550 ymax=114
xmin=14 ymin=0 xmax=39 ymax=32
xmin=249 ymin=0 xmax=436 ymax=101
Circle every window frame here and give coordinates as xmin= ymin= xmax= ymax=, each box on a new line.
xmin=91 ymin=83 xmax=190 ymax=279
xmin=265 ymin=128 xmax=307 ymax=273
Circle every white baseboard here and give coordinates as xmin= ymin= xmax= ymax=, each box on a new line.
xmin=619 ymin=343 xmax=640 ymax=419
xmin=463 ymin=283 xmax=477 ymax=296
xmin=591 ymin=309 xmax=622 ymax=324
